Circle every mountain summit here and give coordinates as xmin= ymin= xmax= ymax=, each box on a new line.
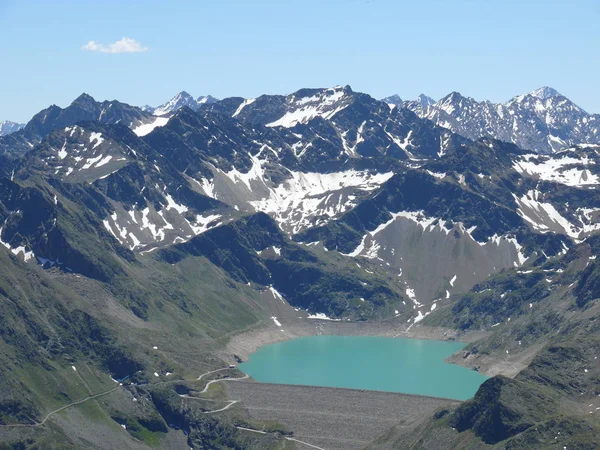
xmin=529 ymin=86 xmax=560 ymax=100
xmin=381 ymin=94 xmax=403 ymax=105
xmin=149 ymin=91 xmax=218 ymax=116
xmin=0 ymin=120 xmax=25 ymax=137
xmin=415 ymin=94 xmax=436 ymax=107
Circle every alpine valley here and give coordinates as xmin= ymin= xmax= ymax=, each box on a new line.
xmin=1 ymin=85 xmax=600 ymax=449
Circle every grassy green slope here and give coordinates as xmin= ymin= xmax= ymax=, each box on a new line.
xmin=0 ymin=217 xmax=294 ymax=448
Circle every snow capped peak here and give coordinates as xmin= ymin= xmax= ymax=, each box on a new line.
xmin=398 ymin=94 xmax=438 ymax=114
xmin=152 ymin=91 xmax=218 ymax=116
xmin=508 ymin=87 xmax=562 ymax=105
xmin=266 ymin=86 xmax=353 ymax=128
xmin=153 ymin=91 xmax=195 ymax=116
xmin=416 ymin=94 xmax=436 ymax=107
xmin=383 ymin=94 xmax=434 ymax=109
xmin=403 ymin=85 xmax=599 ymax=153
xmin=0 ymin=120 xmax=25 ymax=137
xmin=437 ymin=92 xmax=471 ymax=115
xmin=382 ymin=94 xmax=403 ymax=105
xmin=442 ymin=91 xmax=465 ymax=102
xmin=173 ymin=91 xmax=195 ymax=101
xmin=197 ymin=95 xmax=218 ymax=105
xmin=530 ymin=86 xmax=560 ymax=100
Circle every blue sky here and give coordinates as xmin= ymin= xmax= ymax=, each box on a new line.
xmin=1 ymin=0 xmax=599 ymax=122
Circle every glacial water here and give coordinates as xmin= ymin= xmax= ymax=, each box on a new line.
xmin=239 ymin=335 xmax=488 ymax=401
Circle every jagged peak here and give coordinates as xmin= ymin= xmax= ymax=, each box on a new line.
xmin=153 ymin=91 xmax=198 ymax=116
xmin=416 ymin=94 xmax=436 ymax=107
xmin=507 ymin=86 xmax=562 ymax=105
xmin=0 ymin=120 xmax=23 ymax=127
xmin=436 ymin=91 xmax=474 ymax=114
xmin=151 ymin=91 xmax=219 ymax=116
xmin=530 ymin=86 xmax=560 ymax=100
xmin=172 ymin=91 xmax=194 ymax=100
xmin=71 ymin=93 xmax=97 ymax=106
xmin=0 ymin=120 xmax=25 ymax=137
xmin=197 ymin=95 xmax=218 ymax=104
xmin=441 ymin=91 xmax=466 ymax=102
xmin=436 ymin=92 xmax=472 ymax=107
xmin=381 ymin=94 xmax=403 ymax=104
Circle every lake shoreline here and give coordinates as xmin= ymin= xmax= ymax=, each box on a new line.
xmin=237 ymin=334 xmax=488 ymax=401
xmin=220 ymin=317 xmax=496 ymax=373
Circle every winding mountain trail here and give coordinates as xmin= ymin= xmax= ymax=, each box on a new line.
xmin=182 ymin=370 xmax=250 ymax=414
xmin=0 ymin=387 xmax=122 ymax=428
xmin=197 ymin=366 xmax=232 ymax=381
xmin=199 ymin=374 xmax=249 ymax=393
xmin=199 ymin=400 xmax=239 ymax=414
xmin=0 ymin=366 xmax=243 ymax=428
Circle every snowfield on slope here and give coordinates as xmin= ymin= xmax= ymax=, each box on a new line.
xmin=513 ymin=189 xmax=600 ymax=240
xmin=133 ymin=117 xmax=169 ymax=137
xmin=513 ymin=151 xmax=599 ymax=186
xmin=249 ymin=169 xmax=394 ymax=234
xmin=195 ymin=153 xmax=393 ymax=234
xmin=266 ymin=87 xmax=349 ymax=128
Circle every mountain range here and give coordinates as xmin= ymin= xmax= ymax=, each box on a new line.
xmin=4 ymin=86 xmax=598 ymax=155
xmin=384 ymin=86 xmax=600 ymax=154
xmin=1 ymin=84 xmax=600 ymax=449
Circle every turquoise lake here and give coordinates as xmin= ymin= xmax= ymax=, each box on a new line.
xmin=239 ymin=335 xmax=488 ymax=401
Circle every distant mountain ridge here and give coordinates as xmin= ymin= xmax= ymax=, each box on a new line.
xmin=0 ymin=120 xmax=25 ymax=137
xmin=0 ymin=93 xmax=163 ymax=158
xmin=144 ymin=91 xmax=218 ymax=116
xmin=385 ymin=87 xmax=600 ymax=153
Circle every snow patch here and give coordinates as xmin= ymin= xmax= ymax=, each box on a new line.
xmin=89 ymin=132 xmax=104 ymax=149
xmin=514 ymin=190 xmax=580 ymax=239
xmin=268 ymin=286 xmax=286 ymax=303
xmin=133 ymin=117 xmax=169 ymax=137
xmin=266 ymin=88 xmax=348 ymax=127
xmin=307 ymin=312 xmax=342 ymax=321
xmin=514 ymin=153 xmax=599 ymax=187
xmin=232 ymin=98 xmax=256 ymax=118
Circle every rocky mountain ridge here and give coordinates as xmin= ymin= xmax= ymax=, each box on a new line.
xmin=0 ymin=120 xmax=25 ymax=136
xmin=390 ymin=86 xmax=600 ymax=153
xmin=144 ymin=91 xmax=218 ymax=116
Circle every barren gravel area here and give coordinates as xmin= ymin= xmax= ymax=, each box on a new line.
xmin=225 ymin=380 xmax=458 ymax=450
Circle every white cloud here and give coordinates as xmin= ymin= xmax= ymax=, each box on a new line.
xmin=81 ymin=37 xmax=147 ymax=54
